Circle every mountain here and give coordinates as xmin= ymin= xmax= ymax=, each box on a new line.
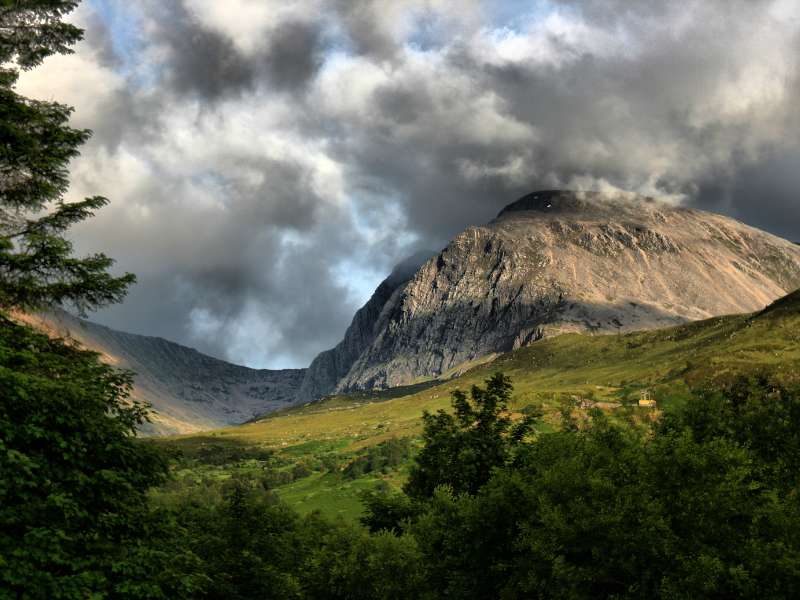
xmin=300 ymin=190 xmax=800 ymax=395
xmin=17 ymin=311 xmax=305 ymax=436
xmin=23 ymin=190 xmax=800 ymax=431
xmin=756 ymin=286 xmax=800 ymax=319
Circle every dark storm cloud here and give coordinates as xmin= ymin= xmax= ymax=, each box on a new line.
xmin=334 ymin=0 xmax=401 ymax=60
xmin=552 ymin=0 xmax=775 ymax=23
xmin=693 ymin=150 xmax=800 ymax=242
xmin=75 ymin=145 xmax=364 ymax=366
xmin=145 ymin=1 xmax=325 ymax=100
xmin=319 ymin=0 xmax=800 ymax=245
xmin=264 ymin=20 xmax=326 ymax=91
xmin=79 ymin=6 xmax=119 ymax=68
xmin=147 ymin=2 xmax=258 ymax=100
xmin=31 ymin=0 xmax=800 ymax=368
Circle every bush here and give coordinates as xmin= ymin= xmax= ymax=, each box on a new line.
xmin=342 ymin=438 xmax=413 ymax=480
xmin=360 ymin=489 xmax=419 ymax=534
xmin=302 ymin=524 xmax=428 ymax=600
xmin=261 ymin=468 xmax=295 ymax=489
xmin=291 ymin=463 xmax=314 ymax=481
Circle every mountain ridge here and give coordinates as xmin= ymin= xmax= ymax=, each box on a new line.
xmin=295 ymin=250 xmax=434 ymax=400
xmin=21 ymin=190 xmax=800 ymax=433
xmin=17 ymin=310 xmax=306 ymax=435
xmin=161 ymin=283 xmax=800 ymax=521
xmin=304 ymin=190 xmax=800 ymax=395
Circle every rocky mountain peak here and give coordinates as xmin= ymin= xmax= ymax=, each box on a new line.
xmin=298 ymin=190 xmax=800 ymax=397
xmin=494 ymin=189 xmax=680 ymax=223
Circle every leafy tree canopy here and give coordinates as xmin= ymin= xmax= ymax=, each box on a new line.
xmin=409 ymin=376 xmax=800 ymax=599
xmin=0 ymin=3 xmax=196 ymax=597
xmin=0 ymin=315 xmax=206 ymax=598
xmin=404 ymin=372 xmax=538 ymax=500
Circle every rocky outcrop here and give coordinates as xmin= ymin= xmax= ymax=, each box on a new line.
xmin=310 ymin=190 xmax=800 ymax=393
xmin=295 ymin=251 xmax=433 ymax=400
xmin=22 ymin=311 xmax=305 ymax=435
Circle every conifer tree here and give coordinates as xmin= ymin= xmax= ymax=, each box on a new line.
xmin=0 ymin=0 xmax=134 ymax=313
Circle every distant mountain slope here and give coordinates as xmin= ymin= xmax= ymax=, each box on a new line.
xmin=757 ymin=287 xmax=800 ymax=319
xmin=18 ymin=311 xmax=305 ymax=435
xmin=22 ymin=191 xmax=800 ymax=433
xmin=302 ymin=190 xmax=800 ymax=396
xmin=186 ymin=285 xmax=800 ymax=452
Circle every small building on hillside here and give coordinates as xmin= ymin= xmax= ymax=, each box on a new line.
xmin=638 ymin=389 xmax=657 ymax=408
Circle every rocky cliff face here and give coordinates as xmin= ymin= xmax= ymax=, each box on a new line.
xmin=21 ymin=311 xmax=306 ymax=435
xmin=296 ymin=251 xmax=433 ymax=400
xmin=304 ymin=190 xmax=800 ymax=395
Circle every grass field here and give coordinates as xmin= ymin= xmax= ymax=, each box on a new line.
xmin=151 ymin=290 xmax=800 ymax=519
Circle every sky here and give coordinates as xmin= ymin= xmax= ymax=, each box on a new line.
xmin=15 ymin=0 xmax=800 ymax=369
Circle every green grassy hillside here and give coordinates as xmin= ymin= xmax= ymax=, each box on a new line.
xmin=151 ymin=291 xmax=800 ymax=519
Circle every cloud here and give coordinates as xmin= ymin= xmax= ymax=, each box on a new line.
xmin=14 ymin=0 xmax=800 ymax=368
xmin=150 ymin=2 xmax=258 ymax=100
xmin=142 ymin=0 xmax=327 ymax=100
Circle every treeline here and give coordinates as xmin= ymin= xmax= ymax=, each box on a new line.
xmin=170 ymin=373 xmax=800 ymax=599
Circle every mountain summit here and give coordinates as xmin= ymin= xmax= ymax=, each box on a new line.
xmin=300 ymin=190 xmax=800 ymax=395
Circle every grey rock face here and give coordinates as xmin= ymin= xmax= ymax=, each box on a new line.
xmin=295 ymin=251 xmax=434 ymax=401
xmin=27 ymin=310 xmax=306 ymax=435
xmin=310 ymin=190 xmax=800 ymax=394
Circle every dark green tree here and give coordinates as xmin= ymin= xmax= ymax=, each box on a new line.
xmin=409 ymin=379 xmax=800 ymax=599
xmin=301 ymin=521 xmax=429 ymax=600
xmin=0 ymin=316 xmax=206 ymax=598
xmin=658 ymin=374 xmax=800 ymax=490
xmin=360 ymin=487 xmax=419 ymax=534
xmin=0 ymin=0 xmax=134 ymax=312
xmin=174 ymin=477 xmax=305 ymax=600
xmin=404 ymin=372 xmax=537 ymax=499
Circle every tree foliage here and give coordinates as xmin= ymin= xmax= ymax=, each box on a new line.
xmin=0 ymin=0 xmax=134 ymax=313
xmin=144 ymin=374 xmax=800 ymax=599
xmin=404 ymin=372 xmax=537 ymax=499
xmin=408 ymin=377 xmax=800 ymax=598
xmin=0 ymin=1 xmax=82 ymax=71
xmin=0 ymin=316 xmax=205 ymax=598
xmin=0 ymin=3 xmax=192 ymax=597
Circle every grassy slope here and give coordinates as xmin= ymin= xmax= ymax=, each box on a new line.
xmin=153 ymin=291 xmax=800 ymax=519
